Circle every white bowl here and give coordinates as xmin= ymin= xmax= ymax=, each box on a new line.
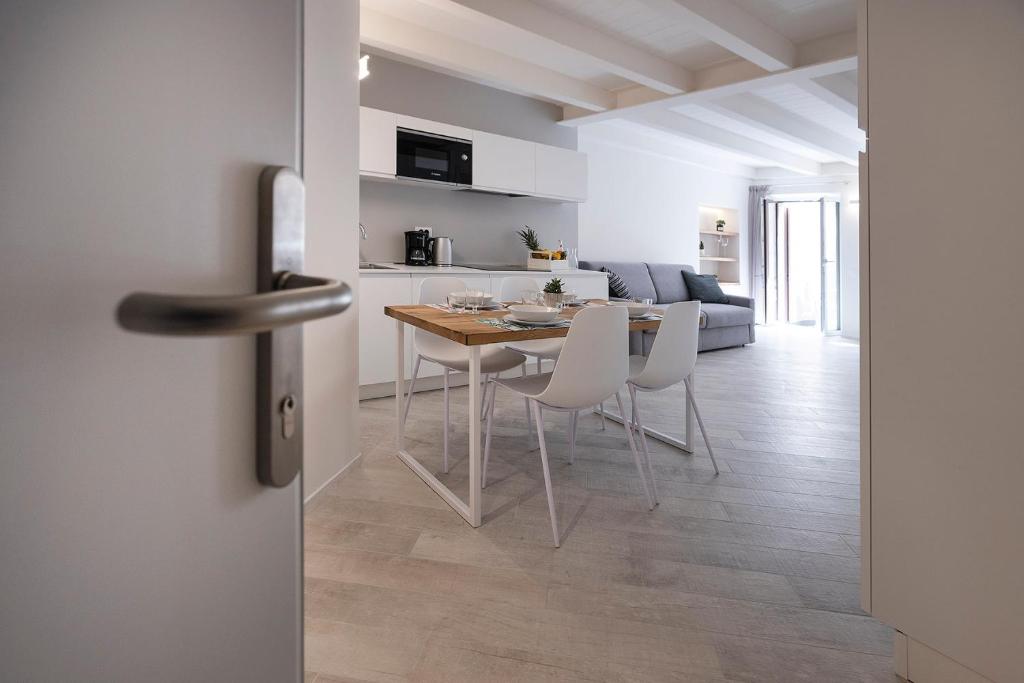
xmin=448 ymin=291 xmax=494 ymax=306
xmin=506 ymin=304 xmax=561 ymax=322
xmin=611 ymin=301 xmax=652 ymax=318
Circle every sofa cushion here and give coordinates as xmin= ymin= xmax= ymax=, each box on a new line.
xmin=700 ymin=303 xmax=754 ymax=329
xmin=646 ymin=263 xmax=695 ymax=303
xmin=579 ymin=261 xmax=657 ymax=302
xmin=602 ymin=268 xmax=633 ymax=299
xmin=681 ymin=271 xmax=730 ymax=304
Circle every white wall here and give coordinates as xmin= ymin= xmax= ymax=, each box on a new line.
xmin=303 ymin=0 xmax=361 ymax=501
xmin=578 ymin=122 xmax=752 ymax=294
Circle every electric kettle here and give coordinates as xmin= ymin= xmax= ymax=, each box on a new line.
xmin=431 ymin=236 xmax=454 ymax=266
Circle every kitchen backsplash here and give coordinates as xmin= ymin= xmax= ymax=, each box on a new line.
xmin=359 ymin=180 xmax=578 ymax=264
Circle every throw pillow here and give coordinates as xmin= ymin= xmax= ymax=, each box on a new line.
xmin=601 ymin=268 xmax=633 ymax=300
xmin=681 ymin=270 xmax=730 ymax=304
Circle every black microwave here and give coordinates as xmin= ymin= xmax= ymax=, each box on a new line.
xmin=396 ymin=128 xmax=472 ymax=186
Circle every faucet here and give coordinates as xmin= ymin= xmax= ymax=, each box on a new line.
xmin=358 ymin=222 xmax=368 ymax=264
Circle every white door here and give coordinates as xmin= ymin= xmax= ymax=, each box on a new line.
xmin=864 ymin=2 xmax=1024 ymax=682
xmin=0 ymin=3 xmax=347 ymax=680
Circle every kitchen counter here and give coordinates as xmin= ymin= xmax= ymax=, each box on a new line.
xmin=359 ymin=263 xmax=605 ymax=276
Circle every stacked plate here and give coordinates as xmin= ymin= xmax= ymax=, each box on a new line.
xmin=610 ymin=301 xmax=653 ymax=318
xmin=504 ymin=304 xmax=564 ymax=327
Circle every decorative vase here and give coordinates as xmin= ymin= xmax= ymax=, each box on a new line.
xmin=542 ymin=292 xmax=562 ymax=307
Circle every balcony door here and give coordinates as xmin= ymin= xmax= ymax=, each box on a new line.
xmin=764 ymin=198 xmax=841 ymax=334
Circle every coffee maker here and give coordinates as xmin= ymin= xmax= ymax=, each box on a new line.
xmin=404 ymin=229 xmax=432 ymax=266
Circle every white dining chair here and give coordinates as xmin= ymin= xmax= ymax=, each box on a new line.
xmin=497 ymin=276 xmax=566 ymax=444
xmin=626 ymin=301 xmax=720 ymax=502
xmin=498 ymin=276 xmax=564 ymax=374
xmin=482 ymin=305 xmax=654 ymax=547
xmin=403 ymin=277 xmax=526 ymax=473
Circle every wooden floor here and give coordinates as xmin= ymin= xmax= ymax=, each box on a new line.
xmin=304 ymin=326 xmax=895 ymax=682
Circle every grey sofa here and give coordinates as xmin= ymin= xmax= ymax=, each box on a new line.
xmin=579 ymin=261 xmax=755 ymax=354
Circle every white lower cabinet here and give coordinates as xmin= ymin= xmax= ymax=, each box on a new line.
xmin=568 ymin=274 xmax=608 ymax=300
xmin=358 ymin=275 xmax=412 ymax=386
xmin=359 ymin=272 xmax=608 ymax=391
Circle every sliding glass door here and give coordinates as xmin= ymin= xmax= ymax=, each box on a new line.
xmin=763 ymin=198 xmax=841 ymax=334
xmin=820 ymin=199 xmax=841 ymax=334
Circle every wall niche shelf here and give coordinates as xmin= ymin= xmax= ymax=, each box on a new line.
xmin=698 ymin=204 xmax=740 ymax=287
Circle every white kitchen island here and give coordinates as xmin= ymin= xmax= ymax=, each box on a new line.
xmin=358 ymin=264 xmax=608 ymax=398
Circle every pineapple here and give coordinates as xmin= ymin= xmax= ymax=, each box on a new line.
xmin=516 ymin=226 xmax=541 ymax=251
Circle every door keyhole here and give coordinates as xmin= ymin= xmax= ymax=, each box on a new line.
xmin=280 ymin=394 xmax=296 ymax=439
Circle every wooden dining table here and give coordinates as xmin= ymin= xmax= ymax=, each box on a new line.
xmin=384 ymin=300 xmax=694 ymax=527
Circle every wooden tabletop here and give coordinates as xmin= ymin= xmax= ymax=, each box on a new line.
xmin=384 ymin=300 xmax=663 ymax=346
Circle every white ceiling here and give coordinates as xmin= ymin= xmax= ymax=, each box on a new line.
xmin=530 ymin=0 xmax=733 ymax=71
xmin=733 ymin=0 xmax=856 ymax=43
xmin=359 ymin=0 xmax=862 ymax=176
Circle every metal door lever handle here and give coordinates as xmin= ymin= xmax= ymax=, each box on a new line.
xmin=116 ymin=166 xmax=346 ymax=488
xmin=116 ymin=271 xmax=351 ymax=336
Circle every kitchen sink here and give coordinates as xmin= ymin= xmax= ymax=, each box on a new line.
xmin=359 ymin=263 xmax=396 ymax=270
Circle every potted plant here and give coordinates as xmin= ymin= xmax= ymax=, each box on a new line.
xmin=715 ymin=218 xmax=726 ymax=232
xmin=542 ymin=277 xmax=565 ymax=307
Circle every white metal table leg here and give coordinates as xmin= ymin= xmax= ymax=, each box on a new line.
xmin=395 ymin=320 xmax=405 ymax=451
xmin=467 ymin=346 xmax=482 ymax=527
xmin=442 ymin=368 xmax=450 ymax=474
xmin=522 ymin=363 xmax=532 ymax=446
xmin=683 ymin=371 xmax=695 ymax=453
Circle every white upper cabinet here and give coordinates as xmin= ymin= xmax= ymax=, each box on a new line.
xmin=472 ymin=131 xmax=535 ymax=195
xmin=359 ymin=107 xmax=396 ymax=177
xmin=535 ymin=144 xmax=587 ymax=201
xmin=395 ymin=113 xmax=473 ymax=142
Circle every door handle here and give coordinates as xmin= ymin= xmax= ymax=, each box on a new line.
xmin=116 ymin=166 xmax=351 ymax=488
xmin=116 ymin=271 xmax=351 ymax=336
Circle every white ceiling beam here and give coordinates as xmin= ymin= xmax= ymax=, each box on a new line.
xmin=796 ymin=74 xmax=858 ymax=119
xmin=584 ymin=121 xmax=756 ymax=178
xmin=638 ymin=0 xmax=796 ymax=71
xmin=430 ymin=0 xmax=692 ymax=94
xmin=560 ymin=55 xmax=856 ymax=127
xmin=702 ymin=94 xmax=862 ymax=164
xmin=635 ymin=109 xmax=821 ymax=176
xmin=360 ymin=8 xmax=615 ymax=111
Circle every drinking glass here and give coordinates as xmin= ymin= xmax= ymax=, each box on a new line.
xmin=568 ymin=247 xmax=579 ymax=269
xmin=521 ymin=290 xmax=540 ymax=305
xmin=466 ymin=290 xmax=484 ymax=315
xmin=447 ymin=292 xmax=465 ymax=314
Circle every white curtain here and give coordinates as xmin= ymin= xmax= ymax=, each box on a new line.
xmin=748 ymin=185 xmax=770 ymax=324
